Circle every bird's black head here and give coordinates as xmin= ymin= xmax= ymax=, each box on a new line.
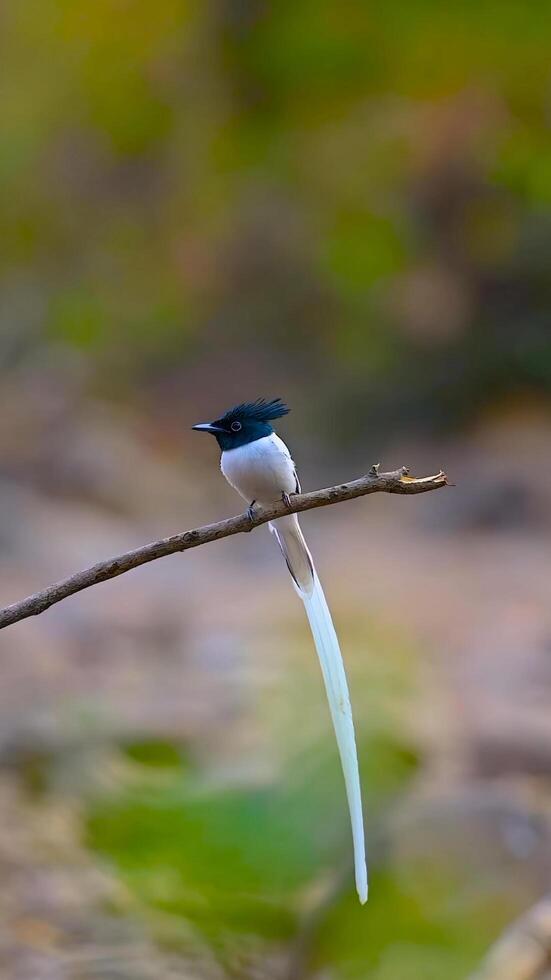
xmin=192 ymin=398 xmax=290 ymax=450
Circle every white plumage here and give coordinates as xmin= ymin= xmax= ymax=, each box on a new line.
xmin=221 ymin=433 xmax=298 ymax=505
xmin=221 ymin=432 xmax=368 ymax=903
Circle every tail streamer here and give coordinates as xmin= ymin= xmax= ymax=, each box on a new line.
xmin=270 ymin=517 xmax=368 ymax=903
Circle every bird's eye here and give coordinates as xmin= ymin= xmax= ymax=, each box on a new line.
xmin=230 ymin=420 xmax=242 ymax=432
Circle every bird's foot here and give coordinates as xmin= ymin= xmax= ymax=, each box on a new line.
xmin=245 ymin=500 xmax=257 ymax=529
xmin=281 ymin=491 xmax=292 ymax=509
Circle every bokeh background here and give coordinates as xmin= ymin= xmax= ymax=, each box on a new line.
xmin=1 ymin=2 xmax=551 ymax=978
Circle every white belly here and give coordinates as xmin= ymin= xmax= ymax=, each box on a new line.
xmin=221 ymin=433 xmax=298 ymax=506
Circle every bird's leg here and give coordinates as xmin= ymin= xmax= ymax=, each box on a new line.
xmin=281 ymin=491 xmax=292 ymax=509
xmin=245 ymin=500 xmax=257 ymax=529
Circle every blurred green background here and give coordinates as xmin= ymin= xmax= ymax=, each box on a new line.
xmin=1 ymin=2 xmax=551 ymax=978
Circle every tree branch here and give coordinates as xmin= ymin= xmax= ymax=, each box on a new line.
xmin=0 ymin=465 xmax=448 ymax=631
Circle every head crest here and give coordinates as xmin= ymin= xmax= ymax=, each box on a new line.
xmin=222 ymin=398 xmax=290 ymax=424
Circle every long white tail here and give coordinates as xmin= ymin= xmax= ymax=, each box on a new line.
xmin=270 ymin=515 xmax=368 ymax=904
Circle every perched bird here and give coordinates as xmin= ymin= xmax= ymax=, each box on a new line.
xmin=193 ymin=398 xmax=368 ymax=903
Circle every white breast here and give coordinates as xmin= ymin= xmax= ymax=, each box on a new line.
xmin=221 ymin=433 xmax=298 ymax=506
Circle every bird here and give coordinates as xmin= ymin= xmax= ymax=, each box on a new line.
xmin=192 ymin=397 xmax=368 ymax=903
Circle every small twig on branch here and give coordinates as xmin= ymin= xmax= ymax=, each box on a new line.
xmin=0 ymin=465 xmax=448 ymax=631
xmin=468 ymin=891 xmax=551 ymax=980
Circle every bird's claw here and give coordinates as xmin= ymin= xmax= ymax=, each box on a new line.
xmin=245 ymin=500 xmax=257 ymax=529
xmin=281 ymin=491 xmax=292 ymax=509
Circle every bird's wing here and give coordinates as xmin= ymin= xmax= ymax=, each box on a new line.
xmin=270 ymin=433 xmax=301 ymax=493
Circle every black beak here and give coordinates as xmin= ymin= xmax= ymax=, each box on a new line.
xmin=192 ymin=422 xmax=226 ymax=434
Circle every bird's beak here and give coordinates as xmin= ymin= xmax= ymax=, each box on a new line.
xmin=192 ymin=422 xmax=226 ymax=434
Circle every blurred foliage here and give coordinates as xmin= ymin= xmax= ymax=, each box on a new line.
xmin=2 ymin=1 xmax=551 ymax=436
xmin=85 ymin=622 xmax=425 ymax=974
xmin=87 ymin=731 xmax=418 ymax=968
xmin=87 ymin=730 xmax=517 ymax=978
xmin=83 ymin=618 xmax=521 ymax=978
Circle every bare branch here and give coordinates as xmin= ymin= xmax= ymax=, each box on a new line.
xmin=0 ymin=466 xmax=448 ymax=631
xmin=468 ymin=892 xmax=551 ymax=980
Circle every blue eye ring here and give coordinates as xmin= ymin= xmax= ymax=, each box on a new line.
xmin=230 ymin=420 xmax=242 ymax=432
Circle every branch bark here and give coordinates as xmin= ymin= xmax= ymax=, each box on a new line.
xmin=0 ymin=465 xmax=448 ymax=631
